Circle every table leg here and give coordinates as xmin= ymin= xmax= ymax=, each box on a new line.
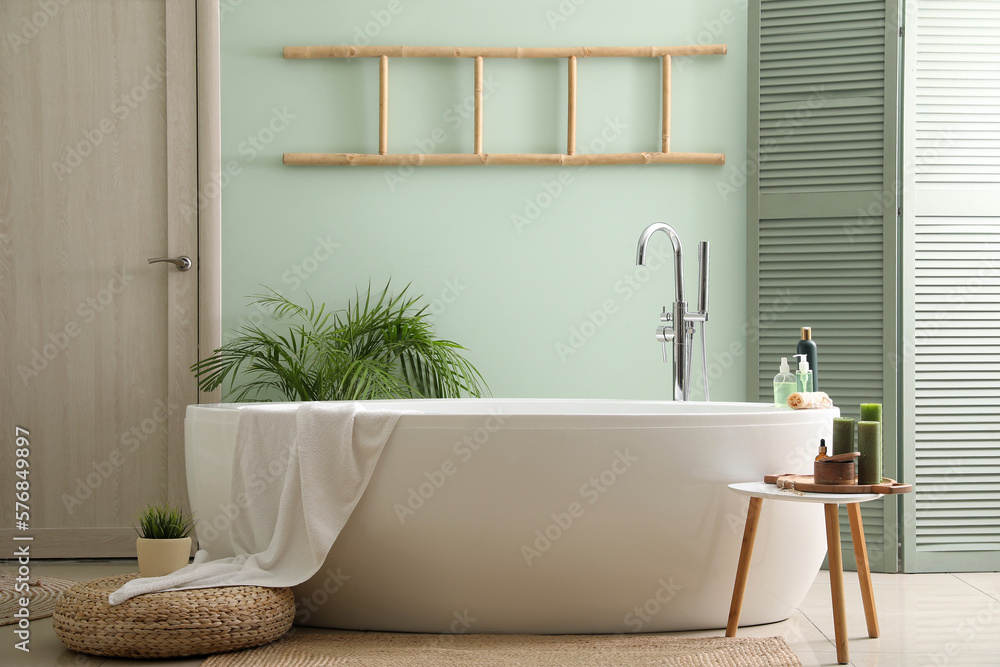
xmin=726 ymin=496 xmax=763 ymax=637
xmin=824 ymin=503 xmax=849 ymax=664
xmin=848 ymin=501 xmax=880 ymax=638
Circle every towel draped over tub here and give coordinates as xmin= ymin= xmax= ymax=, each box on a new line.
xmin=109 ymin=402 xmax=403 ymax=605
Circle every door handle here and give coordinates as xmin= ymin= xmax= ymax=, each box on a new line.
xmin=147 ymin=256 xmax=192 ymax=271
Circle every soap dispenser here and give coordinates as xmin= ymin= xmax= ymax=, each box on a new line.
xmin=793 ymin=354 xmax=813 ymax=393
xmin=772 ymin=357 xmax=797 ymax=407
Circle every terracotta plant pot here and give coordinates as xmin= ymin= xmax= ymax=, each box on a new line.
xmin=136 ymin=536 xmax=192 ymax=577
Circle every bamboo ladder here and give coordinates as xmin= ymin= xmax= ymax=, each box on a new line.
xmin=282 ymin=45 xmax=727 ymax=167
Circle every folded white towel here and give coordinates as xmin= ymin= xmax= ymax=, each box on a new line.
xmin=109 ymin=401 xmax=402 ymax=605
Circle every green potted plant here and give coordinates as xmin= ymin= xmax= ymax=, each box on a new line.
xmin=191 ymin=283 xmax=487 ymax=401
xmin=134 ymin=503 xmax=196 ymax=577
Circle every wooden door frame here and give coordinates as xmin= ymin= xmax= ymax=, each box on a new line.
xmin=149 ymin=0 xmax=224 ymax=549
xmin=163 ymin=0 xmax=222 ymax=526
xmin=165 ymin=0 xmax=197 ymax=522
xmin=196 ymin=0 xmax=222 ymax=408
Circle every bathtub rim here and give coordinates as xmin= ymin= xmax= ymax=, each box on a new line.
xmin=185 ymin=398 xmax=838 ymax=430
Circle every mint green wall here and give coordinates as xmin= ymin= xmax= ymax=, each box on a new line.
xmin=220 ymin=0 xmax=749 ymax=400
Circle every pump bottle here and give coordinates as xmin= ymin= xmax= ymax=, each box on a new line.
xmin=772 ymin=357 xmax=797 ymax=407
xmin=793 ymin=354 xmax=813 ymax=393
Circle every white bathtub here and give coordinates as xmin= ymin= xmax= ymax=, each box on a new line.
xmin=185 ymin=399 xmax=834 ymax=633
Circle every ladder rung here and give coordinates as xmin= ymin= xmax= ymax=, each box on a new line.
xmin=284 ymin=45 xmax=728 ymax=59
xmin=284 ymin=152 xmax=726 ymax=167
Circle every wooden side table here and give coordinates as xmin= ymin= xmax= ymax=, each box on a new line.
xmin=725 ymin=482 xmax=882 ymax=665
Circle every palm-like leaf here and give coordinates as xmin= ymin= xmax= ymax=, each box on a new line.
xmin=191 ymin=283 xmax=487 ymax=402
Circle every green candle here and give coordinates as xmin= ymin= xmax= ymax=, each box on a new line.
xmin=833 ymin=417 xmax=856 ymax=456
xmin=860 ymin=403 xmax=882 ymax=424
xmin=858 ymin=420 xmax=882 ymax=485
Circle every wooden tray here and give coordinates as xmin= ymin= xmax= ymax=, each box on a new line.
xmin=764 ymin=473 xmax=913 ymax=495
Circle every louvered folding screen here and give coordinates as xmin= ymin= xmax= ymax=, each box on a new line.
xmin=748 ymin=0 xmax=900 ymax=571
xmin=901 ymin=0 xmax=1000 ymax=572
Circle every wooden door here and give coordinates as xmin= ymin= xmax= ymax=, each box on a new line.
xmin=0 ymin=0 xmax=199 ymax=557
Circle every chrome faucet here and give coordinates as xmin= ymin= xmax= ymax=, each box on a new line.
xmin=635 ymin=223 xmax=711 ymax=401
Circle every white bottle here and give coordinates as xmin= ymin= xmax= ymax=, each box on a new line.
xmin=793 ymin=354 xmax=813 ymax=393
xmin=773 ymin=357 xmax=797 ymax=407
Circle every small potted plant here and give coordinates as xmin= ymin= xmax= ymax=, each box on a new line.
xmin=134 ymin=503 xmax=196 ymax=577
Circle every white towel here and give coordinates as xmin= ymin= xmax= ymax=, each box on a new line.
xmin=109 ymin=401 xmax=402 ymax=605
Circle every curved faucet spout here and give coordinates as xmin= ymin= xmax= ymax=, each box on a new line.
xmin=635 ymin=222 xmax=684 ymax=303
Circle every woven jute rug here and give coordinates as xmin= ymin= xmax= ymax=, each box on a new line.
xmin=0 ymin=575 xmax=78 ymax=626
xmin=203 ymin=632 xmax=803 ymax=666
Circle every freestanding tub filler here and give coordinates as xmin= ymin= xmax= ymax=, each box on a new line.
xmin=185 ymin=399 xmax=835 ymax=633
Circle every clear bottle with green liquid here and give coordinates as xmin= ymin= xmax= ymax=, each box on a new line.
xmin=773 ymin=357 xmax=797 ymax=407
xmin=793 ymin=354 xmax=813 ymax=393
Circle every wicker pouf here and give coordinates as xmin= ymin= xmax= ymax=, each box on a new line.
xmin=52 ymin=574 xmax=295 ymax=659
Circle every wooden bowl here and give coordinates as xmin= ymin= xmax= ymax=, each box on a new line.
xmin=814 ymin=459 xmax=856 ymax=485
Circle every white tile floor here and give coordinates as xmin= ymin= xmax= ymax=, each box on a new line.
xmin=2 ymin=560 xmax=998 ymax=666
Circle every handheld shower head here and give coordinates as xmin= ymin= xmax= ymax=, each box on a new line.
xmin=697 ymin=241 xmax=710 ymax=317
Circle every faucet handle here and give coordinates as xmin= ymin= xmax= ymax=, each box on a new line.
xmin=656 ymin=326 xmax=673 ymax=364
xmin=660 ymin=307 xmax=671 ymax=323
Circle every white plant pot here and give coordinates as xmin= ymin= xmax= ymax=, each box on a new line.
xmin=136 ymin=536 xmax=192 ymax=578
